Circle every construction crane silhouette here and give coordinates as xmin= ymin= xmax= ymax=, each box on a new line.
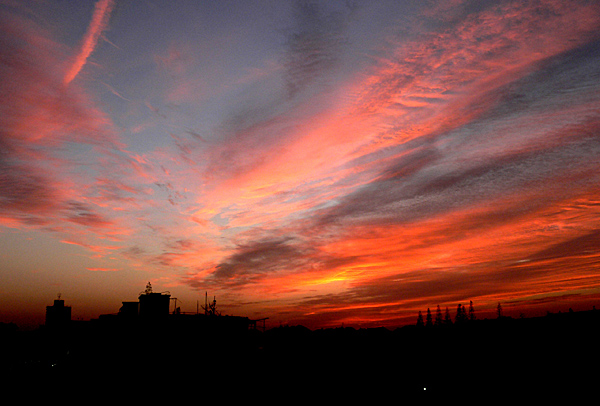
xmin=201 ymin=292 xmax=220 ymax=316
xmin=170 ymin=297 xmax=181 ymax=314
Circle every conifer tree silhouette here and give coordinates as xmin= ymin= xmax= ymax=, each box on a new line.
xmin=416 ymin=311 xmax=424 ymax=327
xmin=455 ymin=304 xmax=468 ymax=324
xmin=426 ymin=308 xmax=433 ymax=327
xmin=444 ymin=306 xmax=453 ymax=326
xmin=468 ymin=300 xmax=476 ymax=321
xmin=435 ymin=305 xmax=443 ymax=326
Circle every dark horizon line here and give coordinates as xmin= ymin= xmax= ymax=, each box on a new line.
xmin=3 ymin=301 xmax=598 ymax=334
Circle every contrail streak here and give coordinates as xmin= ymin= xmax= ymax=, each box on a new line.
xmin=63 ymin=0 xmax=115 ymax=85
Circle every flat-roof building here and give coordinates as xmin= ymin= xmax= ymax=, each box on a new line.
xmin=45 ymin=297 xmax=71 ymax=327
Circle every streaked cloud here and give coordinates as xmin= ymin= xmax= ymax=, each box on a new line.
xmin=2 ymin=0 xmax=600 ymax=329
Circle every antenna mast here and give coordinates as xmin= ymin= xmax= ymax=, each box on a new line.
xmin=170 ymin=297 xmax=180 ymax=314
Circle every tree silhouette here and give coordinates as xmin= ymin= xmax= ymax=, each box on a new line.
xmin=444 ymin=306 xmax=453 ymax=326
xmin=497 ymin=302 xmax=503 ymax=319
xmin=435 ymin=305 xmax=443 ymax=327
xmin=426 ymin=308 xmax=433 ymax=327
xmin=455 ymin=304 xmax=467 ymax=324
xmin=468 ymin=300 xmax=476 ymax=321
xmin=416 ymin=311 xmax=424 ymax=327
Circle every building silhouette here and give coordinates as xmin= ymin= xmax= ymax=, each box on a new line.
xmin=118 ymin=301 xmax=139 ymax=318
xmin=138 ymin=283 xmax=170 ymax=319
xmin=45 ymin=295 xmax=71 ymax=327
xmin=100 ymin=283 xmax=259 ymax=335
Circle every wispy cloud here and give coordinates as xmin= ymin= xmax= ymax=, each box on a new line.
xmin=281 ymin=0 xmax=352 ymax=99
xmin=86 ymin=267 xmax=119 ymax=272
xmin=0 ymin=8 xmax=144 ymax=254
xmin=2 ymin=0 xmax=600 ymax=328
xmin=63 ymin=0 xmax=115 ymax=85
xmin=176 ymin=0 xmax=600 ymax=326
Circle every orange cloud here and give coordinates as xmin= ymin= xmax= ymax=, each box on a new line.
xmin=86 ymin=267 xmax=119 ymax=272
xmin=4 ymin=0 xmax=600 ymax=329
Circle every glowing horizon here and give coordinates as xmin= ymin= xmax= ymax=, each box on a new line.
xmin=1 ymin=0 xmax=600 ymax=330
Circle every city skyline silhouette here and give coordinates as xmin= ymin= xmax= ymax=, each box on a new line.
xmin=2 ymin=2 xmax=600 ymax=395
xmin=2 ymin=290 xmax=598 ymax=397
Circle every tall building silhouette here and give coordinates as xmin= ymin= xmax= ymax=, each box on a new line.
xmin=138 ymin=282 xmax=170 ymax=319
xmin=45 ymin=296 xmax=71 ymax=327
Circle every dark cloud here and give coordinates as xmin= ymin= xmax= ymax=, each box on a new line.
xmin=282 ymin=0 xmax=351 ymax=98
xmin=155 ymin=251 xmax=185 ymax=268
xmin=319 ymin=134 xmax=599 ymax=234
xmin=0 ymin=17 xmax=62 ymax=220
xmin=92 ymin=176 xmax=142 ymax=206
xmin=121 ymin=245 xmax=146 ymax=259
xmin=315 ymin=38 xmax=600 ymax=230
xmin=0 ymin=151 xmax=57 ymax=215
xmin=65 ymin=201 xmax=113 ymax=228
xmin=168 ymin=238 xmax=195 ymax=250
xmin=527 ymin=229 xmax=600 ymax=264
xmin=198 ymin=234 xmax=358 ymax=289
xmin=474 ymin=37 xmax=600 ymax=124
xmin=212 ymin=237 xmax=310 ymax=282
xmin=154 ymin=181 xmax=186 ymax=206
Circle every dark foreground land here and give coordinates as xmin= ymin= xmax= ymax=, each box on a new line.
xmin=2 ymin=309 xmax=598 ymax=398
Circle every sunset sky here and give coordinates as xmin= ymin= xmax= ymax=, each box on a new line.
xmin=2 ymin=0 xmax=600 ymax=330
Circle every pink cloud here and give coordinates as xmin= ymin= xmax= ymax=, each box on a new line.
xmin=86 ymin=267 xmax=119 ymax=272
xmin=0 ymin=10 xmax=146 ymax=253
xmin=3 ymin=0 xmax=599 ymax=329
xmin=182 ymin=0 xmax=600 ymax=261
xmin=63 ymin=0 xmax=115 ymax=85
xmin=175 ymin=0 xmax=600 ymax=328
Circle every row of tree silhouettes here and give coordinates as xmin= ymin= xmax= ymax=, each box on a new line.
xmin=416 ymin=301 xmax=503 ymax=327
